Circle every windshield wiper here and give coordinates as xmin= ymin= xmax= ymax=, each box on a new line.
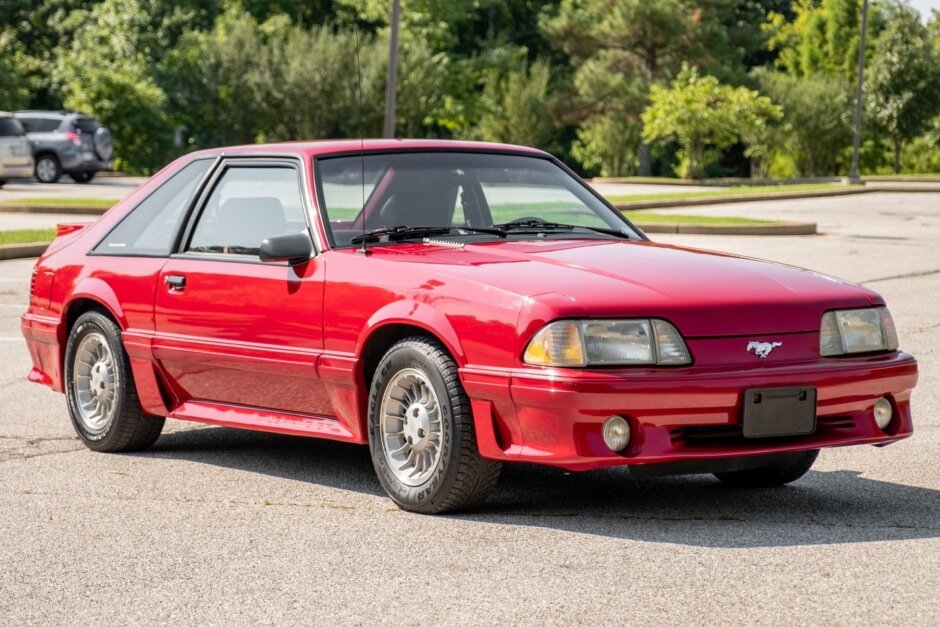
xmin=350 ymin=225 xmax=507 ymax=245
xmin=350 ymin=226 xmax=452 ymax=245
xmin=492 ymin=219 xmax=631 ymax=239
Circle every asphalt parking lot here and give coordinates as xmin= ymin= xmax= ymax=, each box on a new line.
xmin=0 ymin=192 xmax=938 ymax=625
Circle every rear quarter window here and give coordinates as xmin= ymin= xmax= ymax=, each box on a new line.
xmin=0 ymin=118 xmax=25 ymax=136
xmin=95 ymin=159 xmax=213 ymax=256
xmin=18 ymin=117 xmax=62 ymax=133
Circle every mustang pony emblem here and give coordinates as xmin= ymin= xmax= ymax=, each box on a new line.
xmin=747 ymin=341 xmax=782 ymax=358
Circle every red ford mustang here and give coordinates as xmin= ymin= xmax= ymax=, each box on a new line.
xmin=21 ymin=140 xmax=918 ymax=512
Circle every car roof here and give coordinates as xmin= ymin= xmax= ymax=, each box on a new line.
xmin=184 ymin=139 xmax=551 ymax=160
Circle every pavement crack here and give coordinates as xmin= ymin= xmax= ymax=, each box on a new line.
xmin=0 ymin=446 xmax=84 ymax=464
xmin=861 ymin=268 xmax=940 ymax=285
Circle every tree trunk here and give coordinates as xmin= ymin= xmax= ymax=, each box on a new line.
xmin=893 ymin=137 xmax=901 ymax=174
xmin=638 ymin=141 xmax=652 ymax=176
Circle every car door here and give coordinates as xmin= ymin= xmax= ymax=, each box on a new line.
xmin=152 ymin=158 xmax=331 ymax=416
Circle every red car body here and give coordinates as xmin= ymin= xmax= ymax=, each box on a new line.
xmin=22 ymin=140 xmax=918 ymax=474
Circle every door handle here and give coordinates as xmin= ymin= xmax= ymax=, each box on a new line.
xmin=164 ymin=274 xmax=186 ymax=291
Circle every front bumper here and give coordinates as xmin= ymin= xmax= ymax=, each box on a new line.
xmin=462 ymin=352 xmax=917 ymax=471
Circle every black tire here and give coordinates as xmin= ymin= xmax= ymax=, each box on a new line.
xmin=714 ymin=449 xmax=819 ymax=487
xmin=368 ymin=336 xmax=502 ymax=514
xmin=0 ymin=179 xmax=6 ymax=188
xmin=64 ymin=311 xmax=164 ymax=452
xmin=69 ymin=172 xmax=95 ymax=183
xmin=34 ymin=154 xmax=62 ymax=183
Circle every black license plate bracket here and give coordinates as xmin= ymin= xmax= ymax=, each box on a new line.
xmin=742 ymin=387 xmax=816 ymax=438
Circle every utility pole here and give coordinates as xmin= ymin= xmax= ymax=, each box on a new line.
xmin=849 ymin=0 xmax=870 ymax=184
xmin=383 ymin=0 xmax=400 ymax=139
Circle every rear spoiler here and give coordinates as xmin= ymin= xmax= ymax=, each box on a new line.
xmin=56 ymin=223 xmax=89 ymax=237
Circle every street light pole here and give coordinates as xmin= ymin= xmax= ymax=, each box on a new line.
xmin=383 ymin=0 xmax=400 ymax=139
xmin=849 ymin=0 xmax=870 ymax=184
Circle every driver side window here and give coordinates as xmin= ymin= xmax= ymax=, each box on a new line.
xmin=188 ymin=165 xmax=307 ymax=256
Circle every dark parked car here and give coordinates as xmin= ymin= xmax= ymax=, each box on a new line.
xmin=15 ymin=111 xmax=113 ymax=183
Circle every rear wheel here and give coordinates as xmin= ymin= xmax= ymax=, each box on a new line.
xmin=64 ymin=311 xmax=164 ymax=452
xmin=34 ymin=154 xmax=61 ymax=183
xmin=0 ymin=179 xmax=6 ymax=188
xmin=69 ymin=172 xmax=95 ymax=183
xmin=368 ymin=336 xmax=501 ymax=513
xmin=714 ymin=449 xmax=819 ymax=487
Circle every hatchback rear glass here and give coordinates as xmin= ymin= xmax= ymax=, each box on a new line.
xmin=74 ymin=118 xmax=100 ymax=133
xmin=0 ymin=118 xmax=24 ymax=137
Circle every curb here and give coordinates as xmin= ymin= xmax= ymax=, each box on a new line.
xmin=0 ymin=205 xmax=109 ymax=215
xmin=613 ymin=187 xmax=870 ymax=210
xmin=0 ymin=243 xmax=49 ymax=260
xmin=593 ymin=176 xmax=842 ymax=187
xmin=633 ymin=221 xmax=817 ymax=236
xmin=612 ymin=184 xmax=940 ymax=211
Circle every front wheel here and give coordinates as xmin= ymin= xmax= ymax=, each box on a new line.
xmin=368 ymin=336 xmax=501 ymax=513
xmin=64 ymin=311 xmax=164 ymax=452
xmin=714 ymin=449 xmax=819 ymax=487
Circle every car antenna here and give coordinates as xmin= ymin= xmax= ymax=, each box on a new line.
xmin=354 ymin=22 xmax=370 ymax=256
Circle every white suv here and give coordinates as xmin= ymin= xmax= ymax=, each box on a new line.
xmin=0 ymin=112 xmax=33 ymax=187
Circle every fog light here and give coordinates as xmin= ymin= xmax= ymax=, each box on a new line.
xmin=602 ymin=415 xmax=631 ymax=452
xmin=874 ymin=397 xmax=893 ymax=430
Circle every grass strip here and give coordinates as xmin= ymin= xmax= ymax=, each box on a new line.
xmin=0 ymin=229 xmax=57 ymax=245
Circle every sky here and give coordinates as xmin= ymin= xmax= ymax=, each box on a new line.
xmin=909 ymin=0 xmax=940 ymax=19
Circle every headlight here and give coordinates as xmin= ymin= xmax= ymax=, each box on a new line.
xmin=820 ymin=307 xmax=899 ymax=356
xmin=523 ymin=319 xmax=691 ymax=367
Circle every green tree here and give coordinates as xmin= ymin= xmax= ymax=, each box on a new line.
xmin=541 ymin=0 xmax=740 ymax=176
xmin=754 ymin=69 xmax=854 ymax=176
xmin=53 ymin=0 xmax=173 ymax=173
xmin=471 ymin=58 xmax=557 ymax=148
xmin=0 ymin=31 xmax=32 ymax=110
xmin=768 ymin=0 xmax=865 ymax=78
xmin=642 ymin=65 xmax=782 ymax=179
xmin=866 ymin=2 xmax=940 ymax=173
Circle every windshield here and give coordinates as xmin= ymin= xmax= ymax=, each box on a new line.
xmin=315 ymin=151 xmax=639 ymax=248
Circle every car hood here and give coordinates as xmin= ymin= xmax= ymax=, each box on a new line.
xmin=373 ymin=239 xmax=880 ymax=337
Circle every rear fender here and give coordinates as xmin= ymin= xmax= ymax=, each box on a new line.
xmin=64 ymin=278 xmax=127 ymax=333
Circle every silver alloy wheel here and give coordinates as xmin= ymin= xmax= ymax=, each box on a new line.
xmin=72 ymin=332 xmax=118 ymax=435
xmin=36 ymin=157 xmax=57 ymax=182
xmin=379 ymin=368 xmax=444 ymax=486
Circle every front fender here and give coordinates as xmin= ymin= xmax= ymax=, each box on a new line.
xmin=358 ymin=299 xmax=466 ymax=365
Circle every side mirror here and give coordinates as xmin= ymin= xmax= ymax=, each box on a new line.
xmin=259 ymin=232 xmax=313 ymax=265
